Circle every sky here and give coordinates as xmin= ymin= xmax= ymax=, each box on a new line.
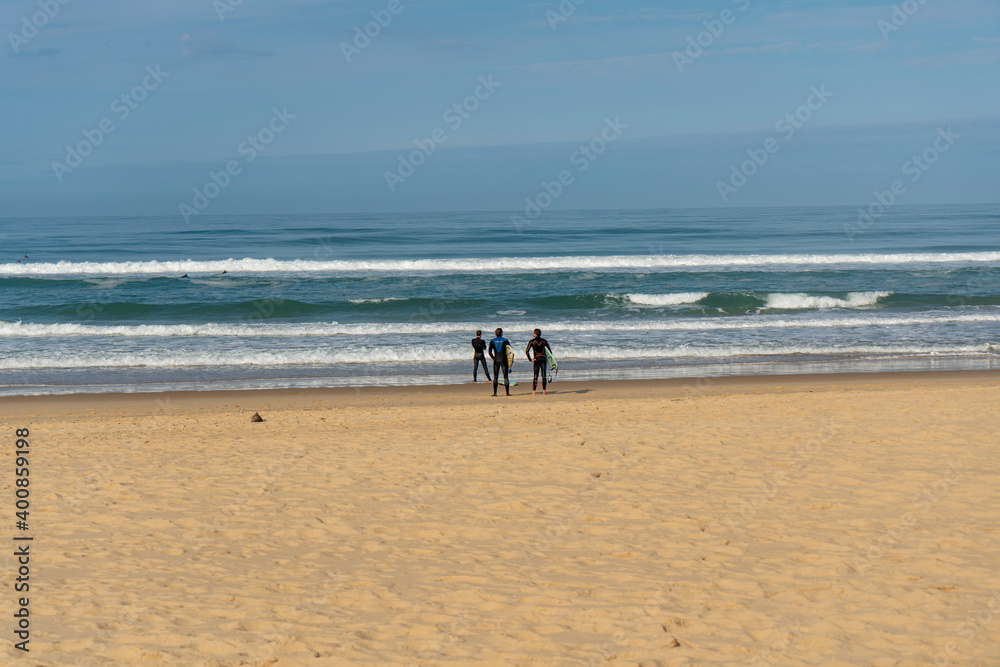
xmin=0 ymin=0 xmax=997 ymax=216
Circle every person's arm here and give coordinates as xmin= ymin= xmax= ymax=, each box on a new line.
xmin=525 ymin=341 xmax=533 ymax=361
xmin=488 ymin=341 xmax=496 ymax=360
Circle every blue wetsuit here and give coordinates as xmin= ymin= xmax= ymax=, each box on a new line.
xmin=488 ymin=336 xmax=511 ymax=395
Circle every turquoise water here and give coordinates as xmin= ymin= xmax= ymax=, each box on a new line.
xmin=1 ymin=205 xmax=998 ymax=395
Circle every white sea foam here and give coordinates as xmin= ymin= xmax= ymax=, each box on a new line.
xmin=0 ymin=343 xmax=991 ymax=370
xmin=3 ymin=251 xmax=999 ymax=275
xmin=2 ymin=312 xmax=1000 ymax=338
xmin=555 ymin=343 xmax=992 ymax=360
xmin=82 ymin=278 xmax=129 ymax=289
xmin=626 ymin=292 xmax=709 ymax=306
xmin=187 ymin=279 xmax=241 ymax=288
xmin=347 ymin=297 xmax=405 ymax=304
xmin=0 ymin=347 xmax=475 ymax=369
xmin=763 ymin=291 xmax=891 ymax=309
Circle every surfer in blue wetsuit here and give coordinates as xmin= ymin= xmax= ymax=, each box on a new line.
xmin=488 ymin=327 xmax=511 ymax=397
xmin=471 ymin=330 xmax=491 ymax=383
xmin=525 ymin=329 xmax=550 ymax=395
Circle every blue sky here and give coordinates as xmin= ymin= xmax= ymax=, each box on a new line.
xmin=1 ymin=0 xmax=997 ymax=215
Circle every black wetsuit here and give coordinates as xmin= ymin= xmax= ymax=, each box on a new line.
xmin=471 ymin=337 xmax=491 ymax=382
xmin=488 ymin=336 xmax=511 ymax=395
xmin=526 ymin=336 xmax=549 ymax=391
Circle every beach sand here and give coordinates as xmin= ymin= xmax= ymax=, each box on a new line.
xmin=2 ymin=371 xmax=998 ymax=666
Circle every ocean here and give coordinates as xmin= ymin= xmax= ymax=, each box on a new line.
xmin=1 ymin=205 xmax=998 ymax=396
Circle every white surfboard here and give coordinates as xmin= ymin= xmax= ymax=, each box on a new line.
xmin=545 ymin=346 xmax=558 ymax=381
xmin=504 ymin=343 xmax=517 ymax=386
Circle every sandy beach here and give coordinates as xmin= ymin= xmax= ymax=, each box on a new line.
xmin=3 ymin=370 xmax=999 ymax=666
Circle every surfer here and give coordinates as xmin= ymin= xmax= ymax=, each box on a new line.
xmin=525 ymin=328 xmax=550 ymax=395
xmin=488 ymin=327 xmax=512 ymax=397
xmin=471 ymin=330 xmax=491 ymax=383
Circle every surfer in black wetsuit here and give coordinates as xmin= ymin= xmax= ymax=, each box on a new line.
xmin=471 ymin=330 xmax=491 ymax=383
xmin=525 ymin=328 xmax=550 ymax=395
xmin=488 ymin=327 xmax=511 ymax=397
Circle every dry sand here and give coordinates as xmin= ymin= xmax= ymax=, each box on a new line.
xmin=2 ymin=371 xmax=999 ymax=666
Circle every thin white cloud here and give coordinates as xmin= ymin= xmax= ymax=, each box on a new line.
xmin=179 ymin=32 xmax=270 ymax=59
xmin=722 ymin=41 xmax=801 ymax=55
xmin=523 ymin=7 xmax=711 ymax=29
xmin=906 ymin=46 xmax=1000 ymax=66
xmin=515 ymin=34 xmax=903 ymax=74
xmin=512 ymin=52 xmax=673 ymax=75
xmin=565 ymin=8 xmax=713 ymax=23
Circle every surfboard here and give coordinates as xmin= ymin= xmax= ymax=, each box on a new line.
xmin=506 ymin=345 xmax=515 ymax=369
xmin=545 ymin=346 xmax=558 ymax=382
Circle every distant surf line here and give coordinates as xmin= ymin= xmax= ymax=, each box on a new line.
xmin=2 ymin=251 xmax=999 ymax=276
xmin=2 ymin=312 xmax=999 ymax=338
xmin=1 ymin=343 xmax=994 ymax=370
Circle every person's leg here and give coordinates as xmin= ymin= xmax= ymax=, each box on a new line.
xmin=532 ymin=361 xmax=541 ymax=393
xmin=501 ymin=361 xmax=510 ymax=395
xmin=473 ymin=356 xmax=479 ymax=382
xmin=492 ymin=361 xmax=500 ymax=396
xmin=480 ymin=356 xmax=491 ymax=381
xmin=541 ymin=360 xmax=547 ymax=393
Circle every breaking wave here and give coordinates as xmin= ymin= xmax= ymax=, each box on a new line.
xmin=2 ymin=311 xmax=1000 ymax=337
xmin=2 ymin=251 xmax=999 ymax=276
